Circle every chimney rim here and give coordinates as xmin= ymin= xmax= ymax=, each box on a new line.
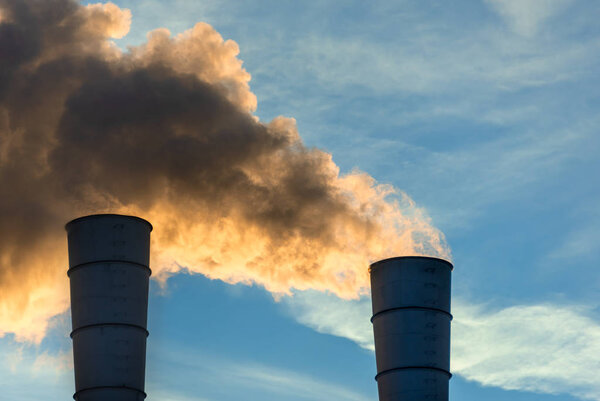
xmin=65 ymin=213 xmax=153 ymax=232
xmin=369 ymin=255 xmax=453 ymax=271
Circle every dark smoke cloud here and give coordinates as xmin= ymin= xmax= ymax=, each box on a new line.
xmin=0 ymin=0 xmax=449 ymax=342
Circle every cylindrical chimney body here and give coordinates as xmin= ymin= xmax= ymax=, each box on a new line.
xmin=66 ymin=214 xmax=152 ymax=401
xmin=370 ymin=256 xmax=452 ymax=401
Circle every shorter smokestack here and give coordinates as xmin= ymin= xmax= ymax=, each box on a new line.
xmin=66 ymin=214 xmax=152 ymax=401
xmin=370 ymin=256 xmax=453 ymax=401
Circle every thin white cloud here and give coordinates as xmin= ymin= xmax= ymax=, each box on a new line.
xmin=283 ymin=291 xmax=600 ymax=401
xmin=289 ymin=25 xmax=597 ymax=97
xmin=228 ymin=363 xmax=374 ymax=401
xmin=146 ymin=344 xmax=374 ymax=401
xmin=0 ymin=311 xmax=75 ymax=399
xmin=149 ymin=390 xmax=212 ymax=401
xmin=485 ymin=0 xmax=575 ymax=37
xmin=548 ymin=203 xmax=600 ymax=262
xmin=32 ymin=349 xmax=73 ymax=372
xmin=0 ymin=338 xmax=73 ymax=400
xmin=549 ymin=223 xmax=600 ymax=261
xmin=0 ymin=330 xmax=373 ymax=401
xmin=453 ymin=300 xmax=600 ymax=401
xmin=283 ymin=291 xmax=374 ymax=351
xmin=377 ymin=117 xmax=591 ymax=232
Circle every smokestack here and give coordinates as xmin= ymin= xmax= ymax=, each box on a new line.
xmin=66 ymin=214 xmax=152 ymax=401
xmin=369 ymin=256 xmax=452 ymax=401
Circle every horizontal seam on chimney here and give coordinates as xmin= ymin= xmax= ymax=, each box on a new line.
xmin=375 ymin=366 xmax=452 ymax=381
xmin=371 ymin=306 xmax=453 ymax=322
xmin=73 ymin=385 xmax=147 ymax=400
xmin=70 ymin=322 xmax=149 ymax=338
xmin=67 ymin=260 xmax=152 ymax=276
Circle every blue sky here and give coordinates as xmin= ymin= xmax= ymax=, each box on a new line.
xmin=1 ymin=0 xmax=599 ymax=400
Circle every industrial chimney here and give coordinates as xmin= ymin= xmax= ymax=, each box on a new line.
xmin=370 ymin=256 xmax=453 ymax=401
xmin=66 ymin=214 xmax=152 ymax=401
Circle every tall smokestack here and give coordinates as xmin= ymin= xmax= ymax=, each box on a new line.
xmin=66 ymin=214 xmax=152 ymax=401
xmin=369 ymin=256 xmax=453 ymax=401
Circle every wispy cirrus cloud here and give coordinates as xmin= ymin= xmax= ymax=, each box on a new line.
xmin=145 ymin=343 xmax=374 ymax=401
xmin=292 ymin=33 xmax=594 ymax=95
xmin=283 ymin=291 xmax=374 ymax=351
xmin=452 ymin=301 xmax=600 ymax=401
xmin=485 ymin=0 xmax=575 ymax=37
xmin=283 ymin=291 xmax=600 ymax=401
xmin=148 ymin=390 xmax=212 ymax=401
xmin=0 ymin=321 xmax=374 ymax=401
xmin=548 ymin=201 xmax=600 ymax=263
xmin=227 ymin=363 xmax=374 ymax=401
xmin=0 ymin=338 xmax=73 ymax=400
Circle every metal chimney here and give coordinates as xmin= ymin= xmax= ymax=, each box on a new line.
xmin=369 ymin=256 xmax=452 ymax=401
xmin=66 ymin=214 xmax=152 ymax=401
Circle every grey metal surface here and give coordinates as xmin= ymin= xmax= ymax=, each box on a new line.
xmin=370 ymin=256 xmax=453 ymax=401
xmin=66 ymin=214 xmax=152 ymax=401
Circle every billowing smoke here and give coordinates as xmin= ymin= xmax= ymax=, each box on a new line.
xmin=0 ymin=0 xmax=449 ymax=342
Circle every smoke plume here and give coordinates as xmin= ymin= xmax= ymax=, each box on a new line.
xmin=0 ymin=0 xmax=449 ymax=342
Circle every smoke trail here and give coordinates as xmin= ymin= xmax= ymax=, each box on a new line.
xmin=0 ymin=0 xmax=450 ymax=342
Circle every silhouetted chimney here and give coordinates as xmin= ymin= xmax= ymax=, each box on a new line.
xmin=66 ymin=214 xmax=152 ymax=401
xmin=370 ymin=256 xmax=453 ymax=401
